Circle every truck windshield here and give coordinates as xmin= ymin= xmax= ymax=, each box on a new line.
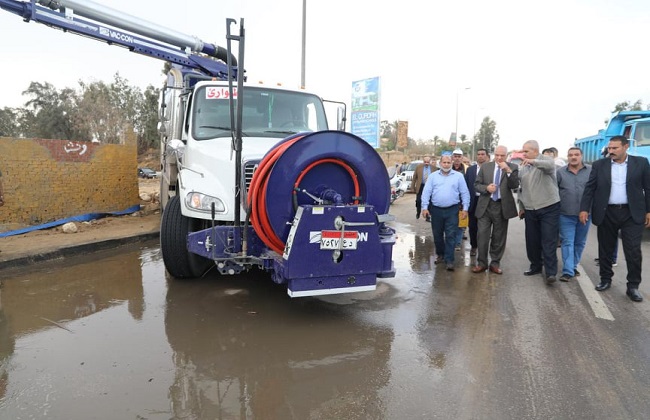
xmin=192 ymin=86 xmax=328 ymax=140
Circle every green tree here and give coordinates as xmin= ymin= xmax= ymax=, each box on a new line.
xmin=74 ymin=79 xmax=124 ymax=143
xmin=605 ymin=100 xmax=646 ymax=125
xmin=12 ymin=75 xmax=160 ymax=153
xmin=138 ymin=84 xmax=161 ymax=153
xmin=612 ymin=100 xmax=643 ymax=113
xmin=0 ymin=107 xmax=19 ymax=137
xmin=379 ymin=119 xmax=398 ymax=151
xmin=472 ymin=116 xmax=500 ymax=153
xmin=20 ymin=82 xmax=80 ymax=140
xmin=74 ymin=73 xmax=159 ymax=147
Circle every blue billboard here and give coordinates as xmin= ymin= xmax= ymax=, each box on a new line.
xmin=351 ymin=77 xmax=380 ymax=148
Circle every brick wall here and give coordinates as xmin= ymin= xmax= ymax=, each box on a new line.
xmin=0 ymin=136 xmax=139 ymax=232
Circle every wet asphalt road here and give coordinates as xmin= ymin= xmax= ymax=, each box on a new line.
xmin=2 ymin=195 xmax=650 ymax=419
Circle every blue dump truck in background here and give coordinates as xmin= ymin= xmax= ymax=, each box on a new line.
xmin=574 ymin=110 xmax=650 ymax=164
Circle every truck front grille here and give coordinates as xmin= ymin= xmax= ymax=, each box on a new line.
xmin=242 ymin=160 xmax=260 ymax=205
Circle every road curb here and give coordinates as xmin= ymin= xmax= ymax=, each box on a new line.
xmin=0 ymin=232 xmax=160 ymax=271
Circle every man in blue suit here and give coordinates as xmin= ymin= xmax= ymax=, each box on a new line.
xmin=465 ymin=148 xmax=489 ymax=256
xmin=579 ymin=135 xmax=650 ymax=302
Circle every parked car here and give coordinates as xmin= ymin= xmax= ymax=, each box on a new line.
xmin=138 ymin=168 xmax=157 ymax=179
xmin=400 ymin=160 xmax=422 ymax=192
xmin=506 ymin=151 xmax=525 ymax=166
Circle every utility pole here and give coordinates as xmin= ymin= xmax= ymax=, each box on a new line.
xmin=472 ymin=107 xmax=484 ymax=160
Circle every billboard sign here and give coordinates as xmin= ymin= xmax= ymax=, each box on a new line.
xmin=351 ymin=77 xmax=380 ymax=147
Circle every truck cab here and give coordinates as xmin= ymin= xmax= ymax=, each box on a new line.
xmin=158 ymin=70 xmax=333 ymax=218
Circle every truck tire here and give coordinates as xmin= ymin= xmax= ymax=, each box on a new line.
xmin=160 ymin=195 xmax=213 ymax=278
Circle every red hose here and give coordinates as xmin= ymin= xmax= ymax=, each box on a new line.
xmin=248 ymin=136 xmax=302 ymax=254
xmin=248 ymin=137 xmax=361 ymax=255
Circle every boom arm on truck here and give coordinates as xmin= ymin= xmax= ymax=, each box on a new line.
xmin=1 ymin=0 xmax=396 ymax=298
xmin=0 ymin=0 xmax=238 ymax=79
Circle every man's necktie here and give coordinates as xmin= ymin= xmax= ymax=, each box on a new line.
xmin=493 ymin=167 xmax=501 ymax=201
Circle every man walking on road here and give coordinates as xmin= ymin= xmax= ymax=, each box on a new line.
xmin=517 ymin=140 xmax=561 ymax=284
xmin=412 ymin=156 xmax=435 ymax=222
xmin=557 ymin=147 xmax=591 ymax=282
xmin=465 ymin=148 xmax=489 ymax=256
xmin=472 ymin=146 xmax=519 ymax=275
xmin=579 ymin=135 xmax=650 ymax=302
xmin=421 ymin=155 xmax=470 ymax=272
xmin=451 ymin=149 xmax=468 ymax=250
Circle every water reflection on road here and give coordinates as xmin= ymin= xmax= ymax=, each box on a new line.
xmin=0 ymin=241 xmax=414 ymax=419
xmin=165 ymin=274 xmax=393 ymax=419
xmin=6 ymin=217 xmax=646 ymax=418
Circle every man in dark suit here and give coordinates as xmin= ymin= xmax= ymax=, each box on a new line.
xmin=465 ymin=149 xmax=489 ymax=256
xmin=412 ymin=156 xmax=435 ymax=221
xmin=472 ymin=145 xmax=520 ymax=274
xmin=579 ymin=135 xmax=650 ymax=302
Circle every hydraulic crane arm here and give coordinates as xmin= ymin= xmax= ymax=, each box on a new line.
xmin=0 ymin=0 xmax=238 ymax=79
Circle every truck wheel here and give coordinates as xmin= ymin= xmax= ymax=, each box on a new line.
xmin=160 ymin=195 xmax=213 ymax=278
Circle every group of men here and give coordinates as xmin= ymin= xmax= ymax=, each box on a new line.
xmin=411 ymin=135 xmax=650 ymax=303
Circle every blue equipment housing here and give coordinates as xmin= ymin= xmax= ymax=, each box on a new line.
xmin=186 ymin=131 xmax=396 ymax=297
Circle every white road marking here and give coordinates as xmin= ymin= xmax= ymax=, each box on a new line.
xmin=575 ymin=263 xmax=615 ymax=321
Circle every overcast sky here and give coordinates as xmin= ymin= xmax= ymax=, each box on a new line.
xmin=2 ymin=0 xmax=650 ymax=155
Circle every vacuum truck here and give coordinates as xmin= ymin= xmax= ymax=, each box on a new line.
xmin=1 ymin=0 xmax=396 ymax=297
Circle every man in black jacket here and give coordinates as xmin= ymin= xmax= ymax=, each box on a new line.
xmin=579 ymin=135 xmax=650 ymax=302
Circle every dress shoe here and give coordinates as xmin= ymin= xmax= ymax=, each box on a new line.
xmin=434 ymin=256 xmax=444 ymax=265
xmin=416 ymin=213 xmax=420 ymax=220
xmin=446 ymin=264 xmax=455 ymax=271
xmin=489 ymin=265 xmax=503 ymax=275
xmin=523 ymin=269 xmax=542 ymax=276
xmin=472 ymin=265 xmax=487 ymax=273
xmin=595 ymin=280 xmax=611 ymax=292
xmin=545 ymin=276 xmax=557 ymax=285
xmin=626 ymin=288 xmax=643 ymax=302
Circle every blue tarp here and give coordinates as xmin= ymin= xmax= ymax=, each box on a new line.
xmin=0 ymin=204 xmax=141 ymax=238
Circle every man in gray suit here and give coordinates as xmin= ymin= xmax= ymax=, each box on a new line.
xmin=472 ymin=145 xmax=520 ymax=274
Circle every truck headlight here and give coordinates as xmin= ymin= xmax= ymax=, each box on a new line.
xmin=185 ymin=192 xmax=226 ymax=213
